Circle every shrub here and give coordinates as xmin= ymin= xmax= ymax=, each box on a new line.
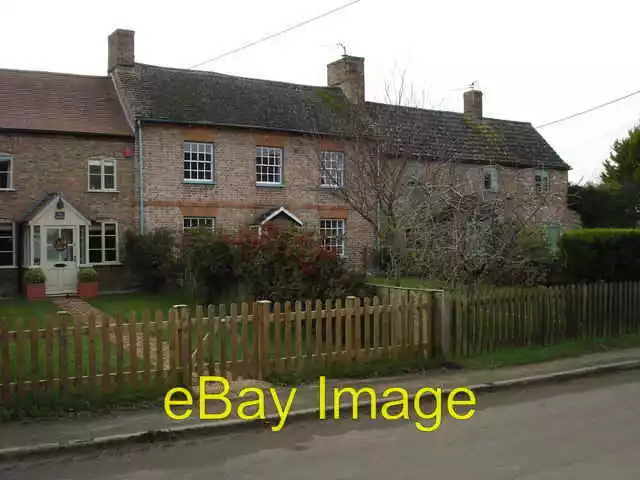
xmin=124 ymin=228 xmax=179 ymax=292
xmin=24 ymin=268 xmax=45 ymax=284
xmin=182 ymin=228 xmax=235 ymax=303
xmin=561 ymin=228 xmax=640 ymax=282
xmin=182 ymin=225 xmax=366 ymax=303
xmin=78 ymin=267 xmax=98 ymax=283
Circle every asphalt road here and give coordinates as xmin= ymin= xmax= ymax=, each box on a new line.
xmin=2 ymin=370 xmax=640 ymax=479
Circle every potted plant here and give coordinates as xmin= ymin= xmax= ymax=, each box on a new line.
xmin=77 ymin=267 xmax=99 ymax=298
xmin=24 ymin=268 xmax=46 ymax=300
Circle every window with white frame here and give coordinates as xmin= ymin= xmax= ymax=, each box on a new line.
xmin=184 ymin=142 xmax=214 ymax=183
xmin=88 ymin=222 xmax=118 ymax=264
xmin=320 ymin=151 xmax=345 ymax=187
xmin=483 ymin=166 xmax=499 ymax=192
xmin=0 ymin=223 xmax=15 ymax=267
xmin=0 ymin=154 xmax=12 ymax=190
xmin=319 ymin=219 xmax=346 ymax=257
xmin=88 ymin=158 xmax=116 ymax=191
xmin=535 ymin=169 xmax=550 ymax=193
xmin=256 ymin=146 xmax=283 ymax=185
xmin=183 ymin=216 xmax=215 ymax=231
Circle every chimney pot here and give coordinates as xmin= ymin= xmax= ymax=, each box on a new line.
xmin=108 ymin=29 xmax=135 ymax=73
xmin=327 ymin=55 xmax=365 ymax=104
xmin=463 ymin=89 xmax=483 ymax=118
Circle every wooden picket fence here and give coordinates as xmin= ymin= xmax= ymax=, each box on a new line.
xmin=0 ymin=293 xmax=438 ymax=404
xmin=451 ymin=281 xmax=640 ymax=356
xmin=4 ymin=281 xmax=639 ymax=406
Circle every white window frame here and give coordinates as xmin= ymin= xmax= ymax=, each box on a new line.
xmin=184 ymin=142 xmax=215 ymax=184
xmin=535 ymin=169 xmax=550 ymax=194
xmin=88 ymin=158 xmax=117 ymax=191
xmin=256 ymin=146 xmax=283 ymax=186
xmin=183 ymin=216 xmax=216 ymax=231
xmin=320 ymin=151 xmax=345 ymax=188
xmin=0 ymin=153 xmax=12 ymax=190
xmin=88 ymin=221 xmax=119 ymax=264
xmin=483 ymin=166 xmax=499 ymax=192
xmin=0 ymin=222 xmax=15 ymax=268
xmin=319 ymin=218 xmax=346 ymax=257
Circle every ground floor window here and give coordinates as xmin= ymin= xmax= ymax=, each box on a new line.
xmin=183 ymin=216 xmax=215 ymax=231
xmin=89 ymin=222 xmax=118 ymax=263
xmin=547 ymin=223 xmax=562 ymax=254
xmin=319 ymin=218 xmax=346 ymax=257
xmin=0 ymin=222 xmax=14 ymax=266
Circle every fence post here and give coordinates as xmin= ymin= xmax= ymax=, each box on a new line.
xmin=173 ymin=304 xmax=191 ymax=389
xmin=431 ymin=291 xmax=452 ymax=361
xmin=256 ymin=300 xmax=271 ymax=380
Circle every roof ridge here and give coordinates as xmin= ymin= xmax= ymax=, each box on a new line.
xmin=366 ymin=101 xmax=534 ymax=126
xmin=135 ymin=62 xmax=338 ymax=91
xmin=0 ymin=67 xmax=108 ymax=80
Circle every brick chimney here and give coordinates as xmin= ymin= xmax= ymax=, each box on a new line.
xmin=108 ymin=29 xmax=135 ymax=73
xmin=463 ymin=89 xmax=483 ymax=118
xmin=327 ymin=55 xmax=365 ymax=104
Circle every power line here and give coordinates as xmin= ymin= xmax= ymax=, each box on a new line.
xmin=187 ymin=0 xmax=362 ymax=69
xmin=536 ymin=88 xmax=640 ymax=129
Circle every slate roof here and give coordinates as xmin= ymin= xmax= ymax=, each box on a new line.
xmin=0 ymin=69 xmax=132 ymax=136
xmin=114 ymin=63 xmax=569 ymax=170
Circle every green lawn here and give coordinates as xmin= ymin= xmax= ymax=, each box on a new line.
xmin=88 ymin=291 xmax=196 ymax=322
xmin=0 ymin=298 xmax=60 ymax=328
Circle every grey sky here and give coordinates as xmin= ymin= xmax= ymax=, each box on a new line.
xmin=3 ymin=0 xmax=639 ymax=183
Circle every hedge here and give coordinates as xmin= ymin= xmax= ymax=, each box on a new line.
xmin=561 ymin=228 xmax=640 ymax=282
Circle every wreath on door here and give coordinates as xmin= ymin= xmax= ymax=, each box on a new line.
xmin=54 ymin=236 xmax=69 ymax=252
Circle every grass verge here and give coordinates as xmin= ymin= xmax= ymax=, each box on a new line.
xmin=458 ymin=333 xmax=640 ymax=369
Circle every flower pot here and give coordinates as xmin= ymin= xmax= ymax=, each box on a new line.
xmin=78 ymin=281 xmax=99 ymax=298
xmin=26 ymin=283 xmax=46 ymax=301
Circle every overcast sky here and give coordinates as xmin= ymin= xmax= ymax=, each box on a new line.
xmin=3 ymin=0 xmax=639 ymax=183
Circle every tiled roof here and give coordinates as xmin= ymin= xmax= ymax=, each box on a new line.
xmin=365 ymin=102 xmax=570 ymax=170
xmin=0 ymin=69 xmax=132 ymax=136
xmin=114 ymin=63 xmax=351 ymax=135
xmin=114 ymin=63 xmax=569 ymax=170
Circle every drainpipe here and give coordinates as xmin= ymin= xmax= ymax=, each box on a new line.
xmin=136 ymin=119 xmax=145 ymax=233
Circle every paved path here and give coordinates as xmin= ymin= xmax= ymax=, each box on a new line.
xmin=53 ymin=297 xmax=168 ymax=369
xmin=2 ymin=369 xmax=639 ymax=479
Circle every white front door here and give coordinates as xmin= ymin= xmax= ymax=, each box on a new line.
xmin=44 ymin=227 xmax=78 ymax=295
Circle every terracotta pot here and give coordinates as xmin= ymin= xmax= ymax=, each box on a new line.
xmin=78 ymin=281 xmax=99 ymax=298
xmin=26 ymin=283 xmax=46 ymax=300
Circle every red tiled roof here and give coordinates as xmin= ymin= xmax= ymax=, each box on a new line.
xmin=0 ymin=68 xmax=132 ymax=136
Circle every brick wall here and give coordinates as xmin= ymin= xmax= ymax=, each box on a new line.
xmin=0 ymin=132 xmax=136 ymax=294
xmin=140 ymin=124 xmax=374 ymax=269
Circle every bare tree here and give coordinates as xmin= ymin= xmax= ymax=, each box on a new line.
xmin=311 ymin=74 xmax=564 ymax=286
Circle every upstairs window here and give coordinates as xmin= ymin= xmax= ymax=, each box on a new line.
xmin=183 ymin=216 xmax=215 ymax=231
xmin=319 ymin=218 xmax=346 ymax=257
xmin=184 ymin=142 xmax=214 ymax=183
xmin=320 ymin=151 xmax=345 ymax=187
xmin=256 ymin=146 xmax=283 ymax=185
xmin=483 ymin=166 xmax=499 ymax=192
xmin=88 ymin=158 xmax=116 ymax=191
xmin=0 ymin=154 xmax=13 ymax=190
xmin=535 ymin=169 xmax=550 ymax=193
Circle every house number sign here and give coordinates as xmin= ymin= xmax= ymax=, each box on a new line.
xmin=54 ymin=211 xmax=65 ymax=220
